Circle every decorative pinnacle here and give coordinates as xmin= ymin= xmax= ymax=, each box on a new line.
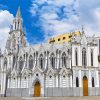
xmin=82 ymin=25 xmax=85 ymax=35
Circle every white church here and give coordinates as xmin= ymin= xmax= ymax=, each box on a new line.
xmin=0 ymin=7 xmax=100 ymax=97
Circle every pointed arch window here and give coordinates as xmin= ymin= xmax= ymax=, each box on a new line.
xmin=4 ymin=57 xmax=7 ymax=69
xmin=15 ymin=22 xmax=16 ymax=30
xmin=13 ymin=56 xmax=16 ymax=68
xmin=91 ymin=49 xmax=93 ymax=66
xmin=62 ymin=52 xmax=67 ymax=67
xmin=29 ymin=55 xmax=33 ymax=69
xmin=50 ymin=53 xmax=55 ymax=68
xmin=18 ymin=21 xmax=19 ymax=29
xmin=19 ymin=57 xmax=23 ymax=71
xmin=39 ymin=54 xmax=44 ymax=69
xmin=82 ymin=48 xmax=87 ymax=67
xmin=92 ymin=77 xmax=95 ymax=87
xmin=76 ymin=77 xmax=79 ymax=87
xmin=75 ymin=49 xmax=78 ymax=66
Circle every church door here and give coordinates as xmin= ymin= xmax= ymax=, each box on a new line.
xmin=83 ymin=76 xmax=88 ymax=96
xmin=34 ymin=81 xmax=41 ymax=97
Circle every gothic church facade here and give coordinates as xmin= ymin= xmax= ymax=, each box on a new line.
xmin=0 ymin=7 xmax=100 ymax=97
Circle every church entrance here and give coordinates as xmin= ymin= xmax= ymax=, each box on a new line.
xmin=34 ymin=81 xmax=41 ymax=97
xmin=83 ymin=76 xmax=88 ymax=96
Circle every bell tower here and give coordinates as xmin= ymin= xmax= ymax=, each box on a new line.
xmin=5 ymin=6 xmax=26 ymax=52
xmin=13 ymin=6 xmax=22 ymax=31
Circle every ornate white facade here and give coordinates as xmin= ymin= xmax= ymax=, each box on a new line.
xmin=0 ymin=7 xmax=100 ymax=97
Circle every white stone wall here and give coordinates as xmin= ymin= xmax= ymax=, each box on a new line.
xmin=72 ymin=44 xmax=98 ymax=67
xmin=73 ymin=69 xmax=99 ymax=88
xmin=60 ymin=75 xmax=68 ymax=87
xmin=0 ymin=22 xmax=99 ymax=96
xmin=21 ymin=78 xmax=28 ymax=88
xmin=46 ymin=76 xmax=55 ymax=87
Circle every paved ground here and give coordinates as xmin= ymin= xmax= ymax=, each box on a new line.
xmin=1 ymin=96 xmax=100 ymax=100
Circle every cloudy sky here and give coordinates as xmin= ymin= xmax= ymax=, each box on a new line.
xmin=0 ymin=0 xmax=100 ymax=50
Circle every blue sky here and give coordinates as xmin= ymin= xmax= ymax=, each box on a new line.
xmin=0 ymin=0 xmax=100 ymax=50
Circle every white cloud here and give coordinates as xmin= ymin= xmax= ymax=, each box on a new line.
xmin=0 ymin=10 xmax=14 ymax=51
xmin=78 ymin=0 xmax=100 ymax=36
xmin=93 ymin=8 xmax=100 ymax=23
xmin=41 ymin=13 xmax=58 ymax=20
xmin=30 ymin=0 xmax=100 ymax=40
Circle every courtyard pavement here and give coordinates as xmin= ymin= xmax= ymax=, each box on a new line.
xmin=0 ymin=96 xmax=100 ymax=100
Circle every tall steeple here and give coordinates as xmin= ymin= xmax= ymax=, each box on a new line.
xmin=6 ymin=6 xmax=26 ymax=52
xmin=16 ymin=6 xmax=21 ymax=18
xmin=13 ymin=6 xmax=23 ymax=31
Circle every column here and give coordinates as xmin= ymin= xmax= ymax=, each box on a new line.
xmin=56 ymin=75 xmax=58 ymax=87
xmin=1 ymin=72 xmax=7 ymax=96
xmin=56 ymin=50 xmax=60 ymax=69
xmin=89 ymin=70 xmax=91 ymax=87
xmin=7 ymin=78 xmax=10 ymax=88
xmin=45 ymin=52 xmax=47 ymax=69
xmin=79 ymin=70 xmax=82 ymax=87
xmin=96 ymin=71 xmax=99 ymax=87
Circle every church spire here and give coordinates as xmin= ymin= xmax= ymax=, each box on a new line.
xmin=13 ymin=6 xmax=23 ymax=31
xmin=16 ymin=6 xmax=21 ymax=18
xmin=5 ymin=6 xmax=26 ymax=53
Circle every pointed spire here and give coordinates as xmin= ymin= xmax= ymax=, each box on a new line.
xmin=81 ymin=25 xmax=85 ymax=35
xmin=16 ymin=6 xmax=21 ymax=18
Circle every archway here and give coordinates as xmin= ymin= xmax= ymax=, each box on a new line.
xmin=34 ymin=81 xmax=41 ymax=97
xmin=83 ymin=76 xmax=88 ymax=96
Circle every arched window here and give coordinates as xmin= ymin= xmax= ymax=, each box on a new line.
xmin=39 ymin=54 xmax=44 ymax=69
xmin=19 ymin=57 xmax=23 ymax=71
xmin=15 ymin=22 xmax=16 ymax=30
xmin=92 ymin=77 xmax=95 ymax=87
xmin=13 ymin=56 xmax=16 ymax=68
xmin=76 ymin=77 xmax=79 ymax=87
xmin=62 ymin=52 xmax=67 ymax=67
xmin=18 ymin=21 xmax=19 ymax=29
xmin=29 ymin=55 xmax=33 ymax=69
xmin=75 ymin=49 xmax=78 ymax=66
xmin=91 ymin=49 xmax=93 ymax=66
xmin=50 ymin=53 xmax=55 ymax=68
xmin=82 ymin=48 xmax=87 ymax=67
xmin=4 ymin=57 xmax=7 ymax=69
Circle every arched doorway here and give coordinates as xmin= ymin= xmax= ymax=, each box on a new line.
xmin=83 ymin=76 xmax=88 ymax=96
xmin=34 ymin=81 xmax=41 ymax=97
